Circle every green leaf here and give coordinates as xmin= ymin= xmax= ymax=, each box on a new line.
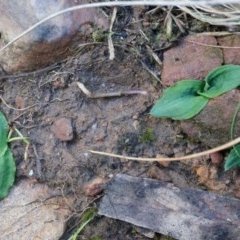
xmin=0 ymin=148 xmax=16 ymax=200
xmin=0 ymin=111 xmax=8 ymax=157
xmin=224 ymin=144 xmax=240 ymax=171
xmin=198 ymin=64 xmax=240 ymax=98
xmin=150 ymin=80 xmax=209 ymax=120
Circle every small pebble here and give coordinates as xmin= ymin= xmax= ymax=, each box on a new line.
xmin=28 ymin=169 xmax=34 ymax=176
xmin=210 ymin=152 xmax=224 ymax=166
xmin=83 ymin=177 xmax=107 ymax=197
xmin=51 ymin=117 xmax=73 ymax=141
xmin=133 ymin=120 xmax=140 ymax=130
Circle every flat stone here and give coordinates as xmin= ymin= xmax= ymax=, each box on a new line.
xmin=217 ymin=35 xmax=240 ymax=64
xmin=51 ymin=117 xmax=73 ymax=141
xmin=180 ymin=89 xmax=240 ymax=148
xmin=0 ymin=179 xmax=73 ymax=240
xmin=99 ymin=174 xmax=240 ymax=240
xmin=0 ymin=0 xmax=108 ymax=73
xmin=161 ymin=35 xmax=223 ymax=86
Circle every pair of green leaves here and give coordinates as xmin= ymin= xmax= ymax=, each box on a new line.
xmin=150 ymin=64 xmax=240 ymax=171
xmin=150 ymin=64 xmax=240 ymax=120
xmin=0 ymin=112 xmax=15 ymax=200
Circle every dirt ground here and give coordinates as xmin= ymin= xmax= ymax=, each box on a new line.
xmin=0 ymin=6 xmax=239 ymax=240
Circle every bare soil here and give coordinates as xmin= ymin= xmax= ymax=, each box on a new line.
xmin=0 ymin=6 xmax=238 ymax=240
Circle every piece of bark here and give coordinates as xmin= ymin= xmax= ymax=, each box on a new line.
xmin=99 ymin=174 xmax=240 ymax=240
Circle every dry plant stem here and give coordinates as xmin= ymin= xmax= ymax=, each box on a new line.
xmin=76 ymin=82 xmax=147 ymax=98
xmin=0 ymin=1 xmax=240 ymax=54
xmin=146 ymin=45 xmax=163 ymax=66
xmin=185 ymin=39 xmax=240 ymax=49
xmin=194 ymin=31 xmax=240 ymax=36
xmin=139 ymin=60 xmax=163 ymax=84
xmin=0 ymin=95 xmax=37 ymax=111
xmin=179 ymin=5 xmax=240 ymax=25
xmin=0 ymin=63 xmax=60 ymax=80
xmin=89 ymin=137 xmax=240 ymax=162
xmin=108 ymin=7 xmax=117 ymax=60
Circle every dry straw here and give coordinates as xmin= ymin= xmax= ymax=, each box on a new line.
xmin=179 ymin=4 xmax=240 ymax=25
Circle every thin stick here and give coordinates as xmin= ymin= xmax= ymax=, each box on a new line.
xmin=146 ymin=45 xmax=163 ymax=67
xmin=0 ymin=95 xmax=38 ymax=111
xmin=186 ymin=39 xmax=240 ymax=49
xmin=193 ymin=31 xmax=240 ymax=36
xmin=76 ymin=82 xmax=147 ymax=98
xmin=0 ymin=1 xmax=239 ymax=54
xmin=0 ymin=63 xmax=60 ymax=80
xmin=108 ymin=7 xmax=117 ymax=60
xmin=89 ymin=137 xmax=240 ymax=162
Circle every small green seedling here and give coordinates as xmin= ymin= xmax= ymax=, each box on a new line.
xmin=68 ymin=208 xmax=97 ymax=240
xmin=92 ymin=28 xmax=108 ymax=42
xmin=140 ymin=127 xmax=154 ymax=143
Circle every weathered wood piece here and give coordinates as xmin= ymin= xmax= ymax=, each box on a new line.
xmin=99 ymin=174 xmax=240 ymax=240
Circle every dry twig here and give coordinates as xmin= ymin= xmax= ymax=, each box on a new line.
xmin=89 ymin=137 xmax=240 ymax=162
xmin=108 ymin=7 xmax=117 ymax=60
xmin=76 ymin=82 xmax=147 ymax=98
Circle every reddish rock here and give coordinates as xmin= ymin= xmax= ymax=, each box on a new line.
xmin=0 ymin=0 xmax=108 ymax=73
xmin=161 ymin=35 xmax=223 ymax=86
xmin=217 ymin=35 xmax=240 ymax=64
xmin=210 ymin=152 xmax=224 ymax=166
xmin=51 ymin=117 xmax=73 ymax=141
xmin=180 ymin=89 xmax=240 ymax=148
xmin=84 ymin=177 xmax=107 ymax=197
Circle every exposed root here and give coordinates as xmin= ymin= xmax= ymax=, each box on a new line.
xmin=89 ymin=137 xmax=240 ymax=162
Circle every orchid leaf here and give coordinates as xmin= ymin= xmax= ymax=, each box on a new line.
xmin=150 ymin=80 xmax=208 ymax=120
xmin=0 ymin=112 xmax=8 ymax=157
xmin=151 ymin=64 xmax=240 ymax=120
xmin=0 ymin=148 xmax=16 ymax=200
xmin=224 ymin=144 xmax=240 ymax=171
xmin=198 ymin=64 xmax=240 ymax=98
xmin=0 ymin=111 xmax=17 ymax=200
